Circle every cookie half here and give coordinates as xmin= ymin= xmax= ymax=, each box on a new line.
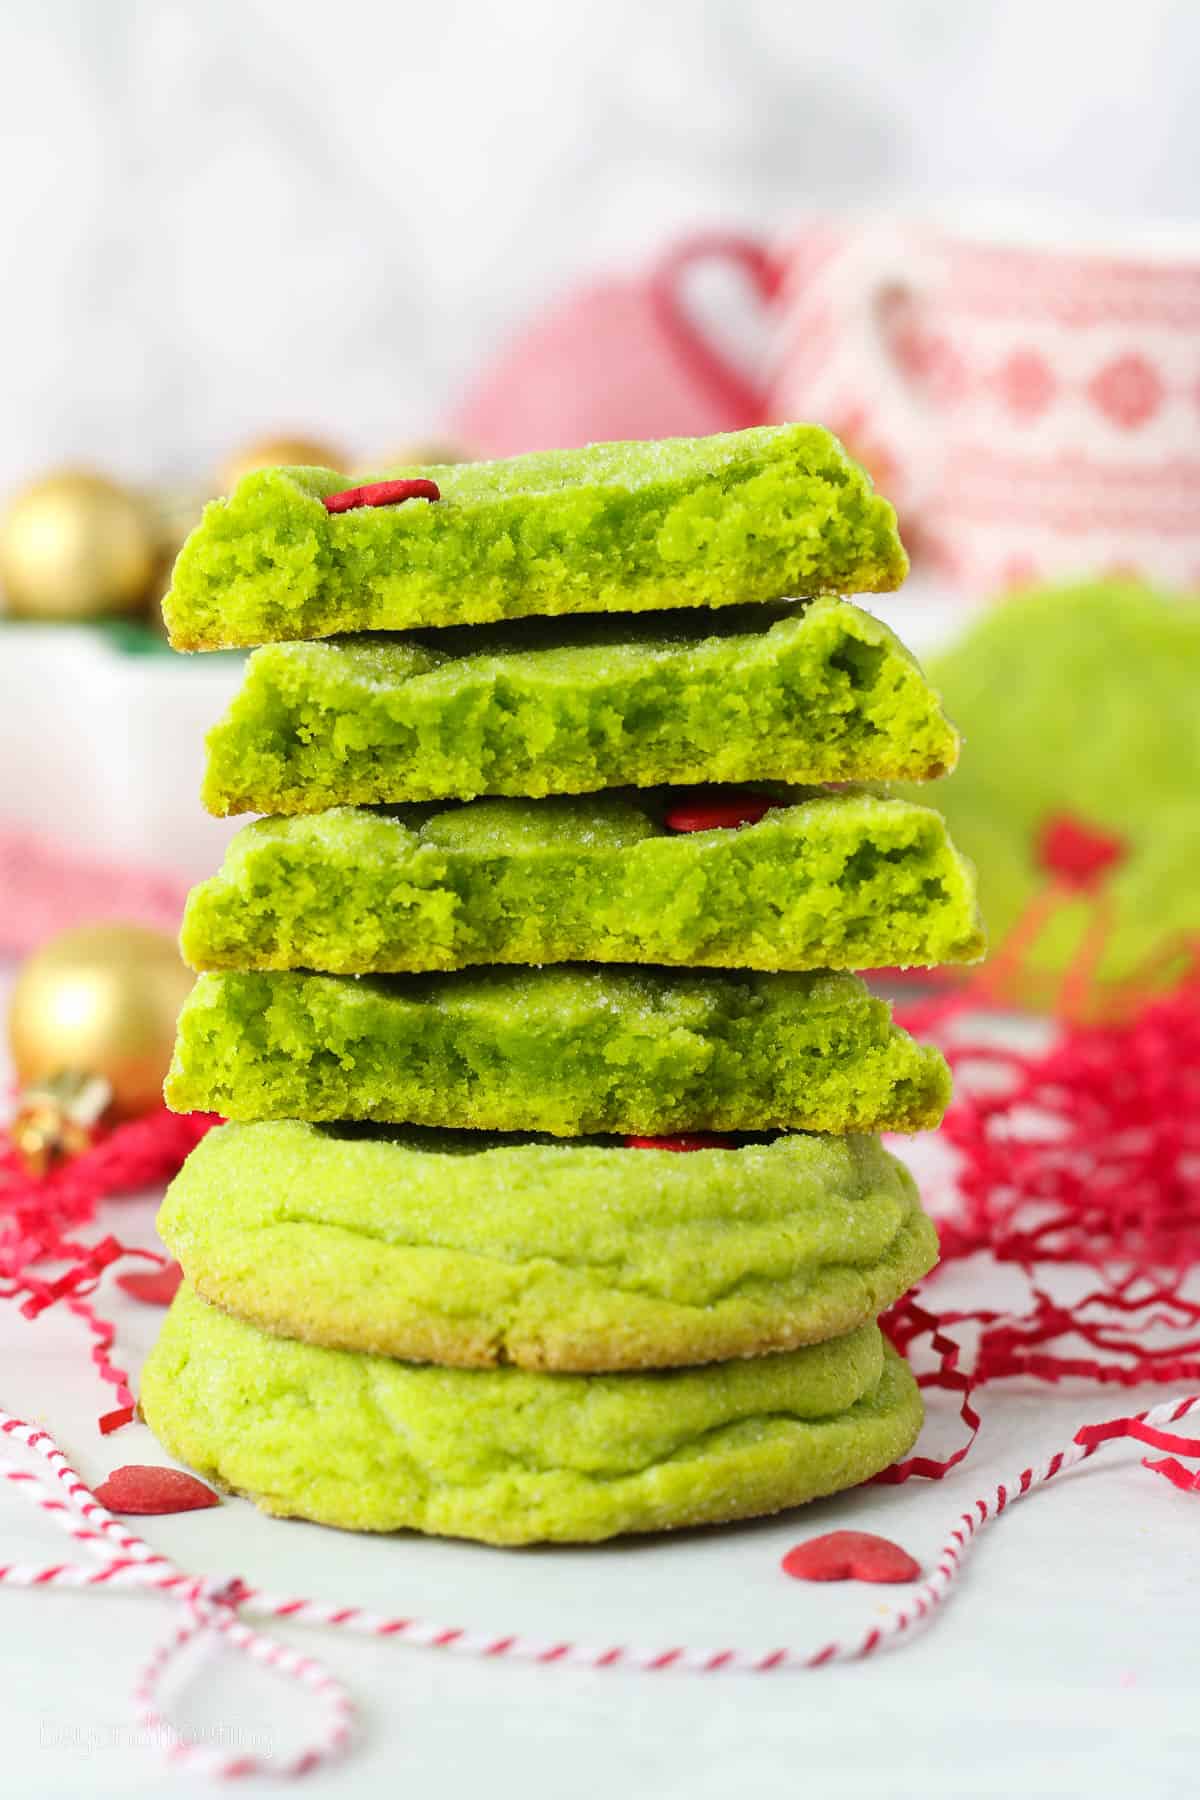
xmin=181 ymin=788 xmax=982 ymax=976
xmin=163 ymin=425 xmax=906 ymax=651
xmin=165 ymin=966 xmax=951 ymax=1136
xmin=140 ymin=1288 xmax=922 ymax=1544
xmin=198 ymin=600 xmax=955 ymax=816
xmin=158 ymin=1123 xmax=939 ymax=1371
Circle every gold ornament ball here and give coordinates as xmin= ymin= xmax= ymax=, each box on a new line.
xmin=366 ymin=439 xmax=467 ymax=473
xmin=148 ymin=483 xmax=210 ymax=564
xmin=143 ymin=483 xmax=211 ymax=636
xmin=0 ymin=469 xmax=159 ymax=621
xmin=219 ymin=433 xmax=347 ymax=493
xmin=7 ymin=923 xmax=194 ymax=1120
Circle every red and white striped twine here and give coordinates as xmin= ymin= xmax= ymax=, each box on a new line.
xmin=3 ymin=1395 xmax=1198 ymax=1780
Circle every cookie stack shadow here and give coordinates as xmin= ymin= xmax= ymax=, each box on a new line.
xmin=143 ymin=426 xmax=983 ymax=1545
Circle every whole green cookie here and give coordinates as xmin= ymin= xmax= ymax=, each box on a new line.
xmin=158 ymin=1123 xmax=939 ymax=1370
xmin=165 ymin=966 xmax=951 ymax=1136
xmin=140 ymin=1288 xmax=922 ymax=1543
xmin=923 ymin=581 xmax=1200 ymax=1004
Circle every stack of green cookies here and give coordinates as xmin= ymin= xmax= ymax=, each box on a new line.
xmin=144 ymin=425 xmax=982 ymax=1546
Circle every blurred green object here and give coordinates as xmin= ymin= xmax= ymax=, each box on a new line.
xmin=921 ymin=580 xmax=1200 ymax=1009
xmin=96 ymin=617 xmax=175 ymax=656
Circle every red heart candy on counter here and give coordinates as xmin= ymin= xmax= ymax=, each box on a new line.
xmin=781 ymin=1530 xmax=920 ymax=1584
xmin=94 ymin=1465 xmax=220 ymax=1516
xmin=117 ymin=1261 xmax=184 ymax=1306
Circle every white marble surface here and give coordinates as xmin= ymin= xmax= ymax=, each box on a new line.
xmin=2 ymin=0 xmax=1197 ymax=493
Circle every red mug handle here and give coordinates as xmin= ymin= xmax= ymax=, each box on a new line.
xmin=650 ymin=232 xmax=786 ymax=429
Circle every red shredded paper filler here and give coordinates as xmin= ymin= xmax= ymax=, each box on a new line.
xmin=1 ymin=1107 xmax=218 ymax=1429
xmin=1037 ymin=811 xmax=1127 ymax=891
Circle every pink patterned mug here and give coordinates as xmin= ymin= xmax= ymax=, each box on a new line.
xmin=654 ymin=220 xmax=1200 ymax=594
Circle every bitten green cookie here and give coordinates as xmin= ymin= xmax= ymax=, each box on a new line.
xmin=140 ymin=1288 xmax=923 ymax=1543
xmin=180 ymin=788 xmax=983 ymax=977
xmin=199 ymin=601 xmax=956 ymax=816
xmin=163 ymin=426 xmax=907 ymax=651
xmin=165 ymin=966 xmax=951 ymax=1136
xmin=158 ymin=1122 xmax=939 ymax=1371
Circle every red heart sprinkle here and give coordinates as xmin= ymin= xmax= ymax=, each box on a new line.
xmin=117 ymin=1261 xmax=183 ymax=1306
xmin=782 ymin=1530 xmax=920 ymax=1584
xmin=624 ymin=1134 xmax=736 ymax=1152
xmin=1037 ymin=813 xmax=1127 ymax=892
xmin=322 ymin=478 xmax=440 ymax=514
xmin=93 ymin=1465 xmax=220 ymax=1515
xmin=663 ymin=795 xmax=775 ymax=833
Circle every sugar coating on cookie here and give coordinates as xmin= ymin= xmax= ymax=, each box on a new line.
xmin=163 ymin=425 xmax=908 ymax=651
xmin=157 ymin=1122 xmax=940 ymax=1370
xmin=165 ymin=965 xmax=952 ymax=1136
xmin=199 ymin=600 xmax=956 ymax=815
xmin=140 ymin=1287 xmax=923 ymax=1543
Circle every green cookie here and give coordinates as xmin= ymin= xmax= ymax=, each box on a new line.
xmin=921 ymin=580 xmax=1200 ymax=1005
xmin=180 ymin=788 xmax=983 ymax=977
xmin=158 ymin=1122 xmax=939 ymax=1371
xmin=140 ymin=1288 xmax=922 ymax=1543
xmin=166 ymin=966 xmax=951 ymax=1136
xmin=199 ymin=601 xmax=956 ymax=816
xmin=163 ymin=426 xmax=906 ymax=651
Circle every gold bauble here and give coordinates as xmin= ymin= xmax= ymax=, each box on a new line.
xmin=144 ymin=483 xmax=211 ymax=634
xmin=218 ymin=433 xmax=347 ymax=493
xmin=7 ymin=923 xmax=194 ymax=1121
xmin=0 ymin=469 xmax=159 ymax=621
xmin=363 ymin=439 xmax=467 ymax=475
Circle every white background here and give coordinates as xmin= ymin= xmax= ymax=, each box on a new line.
xmin=1 ymin=0 xmax=1197 ymax=494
